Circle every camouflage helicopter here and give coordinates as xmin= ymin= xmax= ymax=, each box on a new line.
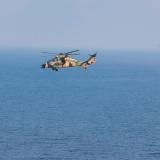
xmin=41 ymin=50 xmax=97 ymax=71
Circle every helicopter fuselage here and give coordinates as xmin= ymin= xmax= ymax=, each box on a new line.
xmin=41 ymin=53 xmax=96 ymax=71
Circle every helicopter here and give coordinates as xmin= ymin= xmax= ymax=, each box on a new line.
xmin=41 ymin=50 xmax=97 ymax=71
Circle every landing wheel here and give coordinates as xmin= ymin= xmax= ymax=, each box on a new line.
xmin=52 ymin=68 xmax=58 ymax=71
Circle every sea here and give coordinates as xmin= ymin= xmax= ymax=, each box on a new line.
xmin=0 ymin=48 xmax=160 ymax=160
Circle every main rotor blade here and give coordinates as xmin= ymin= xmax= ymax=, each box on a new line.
xmin=41 ymin=52 xmax=56 ymax=54
xmin=67 ymin=53 xmax=80 ymax=55
xmin=41 ymin=49 xmax=80 ymax=55
xmin=64 ymin=50 xmax=80 ymax=54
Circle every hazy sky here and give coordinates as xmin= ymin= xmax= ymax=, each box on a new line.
xmin=0 ymin=0 xmax=160 ymax=49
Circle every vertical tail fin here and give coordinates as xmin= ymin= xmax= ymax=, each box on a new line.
xmin=81 ymin=53 xmax=97 ymax=69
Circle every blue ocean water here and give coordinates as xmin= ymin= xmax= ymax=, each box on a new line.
xmin=0 ymin=48 xmax=160 ymax=160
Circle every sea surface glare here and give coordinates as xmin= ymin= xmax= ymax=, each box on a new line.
xmin=0 ymin=49 xmax=160 ymax=160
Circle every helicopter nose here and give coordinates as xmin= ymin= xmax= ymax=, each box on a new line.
xmin=41 ymin=64 xmax=46 ymax=68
